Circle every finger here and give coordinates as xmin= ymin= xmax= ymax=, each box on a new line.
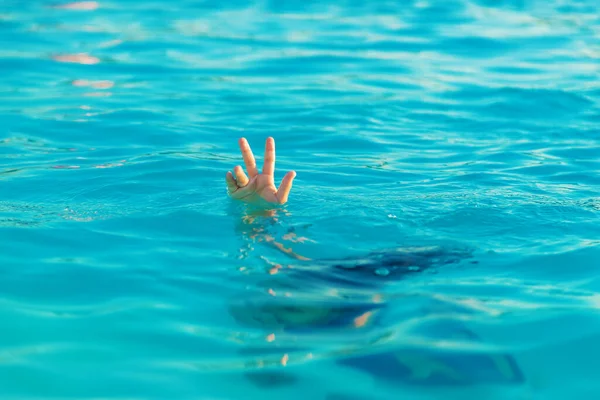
xmin=234 ymin=165 xmax=249 ymax=186
xmin=238 ymin=138 xmax=258 ymax=178
xmin=276 ymin=170 xmax=296 ymax=204
xmin=225 ymin=171 xmax=238 ymax=194
xmin=263 ymin=137 xmax=275 ymax=176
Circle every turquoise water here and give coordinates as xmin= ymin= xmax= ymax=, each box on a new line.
xmin=1 ymin=0 xmax=599 ymax=398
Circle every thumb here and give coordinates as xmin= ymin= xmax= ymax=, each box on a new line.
xmin=225 ymin=171 xmax=238 ymax=194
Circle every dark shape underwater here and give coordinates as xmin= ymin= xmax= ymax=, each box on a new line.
xmin=299 ymin=245 xmax=475 ymax=287
xmin=230 ymin=246 xmax=525 ymax=388
xmin=339 ymin=322 xmax=525 ymax=386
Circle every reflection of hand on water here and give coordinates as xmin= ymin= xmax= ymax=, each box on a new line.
xmin=226 ymin=137 xmax=296 ymax=205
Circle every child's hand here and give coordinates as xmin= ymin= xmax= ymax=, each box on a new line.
xmin=226 ymin=137 xmax=296 ymax=205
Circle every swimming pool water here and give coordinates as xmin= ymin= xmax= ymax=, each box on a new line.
xmin=1 ymin=0 xmax=599 ymax=399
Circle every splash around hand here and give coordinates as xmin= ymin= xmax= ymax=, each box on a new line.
xmin=226 ymin=137 xmax=296 ymax=205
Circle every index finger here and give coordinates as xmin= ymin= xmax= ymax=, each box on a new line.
xmin=238 ymin=138 xmax=258 ymax=178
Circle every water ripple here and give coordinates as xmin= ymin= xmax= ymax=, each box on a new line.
xmin=1 ymin=0 xmax=599 ymax=398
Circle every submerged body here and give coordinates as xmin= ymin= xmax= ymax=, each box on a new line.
xmin=231 ymin=246 xmax=473 ymax=327
xmin=229 ymin=245 xmax=525 ymax=388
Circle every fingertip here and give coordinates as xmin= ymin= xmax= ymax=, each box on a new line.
xmin=239 ymin=137 xmax=247 ymax=146
xmin=283 ymin=171 xmax=296 ymax=183
xmin=226 ymin=171 xmax=238 ymax=193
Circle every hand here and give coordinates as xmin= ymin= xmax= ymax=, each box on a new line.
xmin=226 ymin=137 xmax=296 ymax=205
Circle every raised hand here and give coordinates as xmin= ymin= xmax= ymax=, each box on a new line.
xmin=226 ymin=137 xmax=296 ymax=205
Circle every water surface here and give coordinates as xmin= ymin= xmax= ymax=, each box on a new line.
xmin=1 ymin=0 xmax=599 ymax=399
